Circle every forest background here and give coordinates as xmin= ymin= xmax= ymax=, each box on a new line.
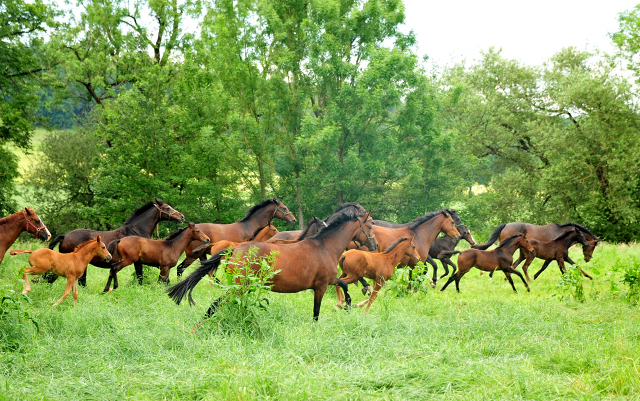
xmin=2 ymin=0 xmax=640 ymax=242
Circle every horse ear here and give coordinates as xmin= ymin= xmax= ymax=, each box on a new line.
xmin=188 ymin=222 xmax=195 ymax=227
xmin=96 ymin=235 xmax=101 ymax=242
xmin=24 ymin=207 xmax=30 ymax=214
xmin=155 ymin=198 xmax=164 ymax=205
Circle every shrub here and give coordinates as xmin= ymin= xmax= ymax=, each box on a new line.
xmin=0 ymin=286 xmax=39 ymax=352
xmin=385 ymin=261 xmax=431 ymax=298
xmin=621 ymin=258 xmax=640 ymax=305
xmin=554 ymin=265 xmax=586 ymax=303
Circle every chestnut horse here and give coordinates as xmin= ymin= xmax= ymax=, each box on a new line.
xmin=0 ymin=207 xmax=51 ymax=265
xmin=440 ymin=234 xmax=535 ymax=293
xmin=46 ymin=199 xmax=184 ymax=286
xmin=20 ymin=236 xmax=111 ymax=306
xmin=168 ymin=212 xmax=378 ymax=321
xmin=335 ymin=237 xmax=420 ymax=313
xmin=176 ymin=198 xmax=296 ymax=278
xmin=191 ymin=222 xmax=279 ymax=264
xmin=104 ymin=223 xmax=210 ymax=292
xmin=473 ymin=222 xmax=600 ymax=265
xmin=511 ymin=228 xmax=593 ymax=282
xmin=268 ymin=217 xmax=327 ymax=241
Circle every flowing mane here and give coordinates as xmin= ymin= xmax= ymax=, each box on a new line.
xmin=496 ymin=234 xmax=525 ymax=249
xmin=310 ymin=212 xmax=359 ymax=240
xmin=237 ymin=198 xmax=278 ymax=222
xmin=445 ymin=209 xmax=463 ymax=225
xmin=74 ymin=238 xmax=98 ymax=251
xmin=164 ymin=226 xmax=189 ymax=241
xmin=407 ymin=210 xmax=448 ymax=230
xmin=383 ymin=237 xmax=409 ymax=254
xmin=557 ymin=222 xmax=597 ymax=239
xmin=123 ymin=202 xmax=156 ymax=225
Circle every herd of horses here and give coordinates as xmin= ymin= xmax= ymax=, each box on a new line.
xmin=0 ymin=198 xmax=601 ymax=321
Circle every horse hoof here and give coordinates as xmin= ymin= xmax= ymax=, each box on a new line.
xmin=332 ymin=306 xmax=341 ymax=311
xmin=108 ymin=288 xmax=112 ymax=293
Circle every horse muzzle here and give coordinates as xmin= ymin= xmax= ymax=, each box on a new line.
xmin=103 ymin=255 xmax=112 ymax=262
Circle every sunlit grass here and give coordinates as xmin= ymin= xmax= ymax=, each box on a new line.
xmin=1 ymin=241 xmax=639 ymax=400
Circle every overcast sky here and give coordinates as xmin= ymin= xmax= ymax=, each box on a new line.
xmin=402 ymin=0 xmax=638 ymax=66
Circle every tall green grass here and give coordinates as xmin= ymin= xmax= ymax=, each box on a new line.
xmin=1 ymin=241 xmax=639 ymax=400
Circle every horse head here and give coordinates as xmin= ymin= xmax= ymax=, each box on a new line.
xmin=188 ymin=222 xmax=210 ymax=244
xmin=440 ymin=211 xmax=461 ymax=242
xmin=353 ymin=212 xmax=378 ymax=251
xmin=155 ymin=199 xmax=185 ymax=223
xmin=273 ymin=199 xmax=297 ymax=226
xmin=23 ymin=207 xmax=51 ymax=241
xmin=95 ymin=236 xmax=112 ymax=263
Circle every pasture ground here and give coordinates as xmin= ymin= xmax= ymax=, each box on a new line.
xmin=1 ymin=241 xmax=639 ymax=400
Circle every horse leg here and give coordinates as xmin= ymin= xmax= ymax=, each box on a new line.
xmin=436 ymin=259 xmax=448 ymax=281
xmin=502 ymin=265 xmax=529 ymax=292
xmin=520 ymin=253 xmax=536 ymax=283
xmin=176 ymin=256 xmax=198 ymax=279
xmin=533 ymin=260 xmax=553 ymax=280
xmin=192 ymin=296 xmax=225 ymax=333
xmin=158 ymin=265 xmax=170 ymax=284
xmin=357 ymin=277 xmax=384 ymax=313
xmin=72 ymin=279 xmax=79 ymax=306
xmin=334 ymin=285 xmax=345 ymax=310
xmin=511 ymin=251 xmax=526 ymax=269
xmin=77 ymin=269 xmax=88 ymax=287
xmin=557 ymin=258 xmax=567 ymax=275
xmin=21 ymin=272 xmax=32 ymax=295
xmin=313 ymin=285 xmax=329 ymax=321
xmin=566 ymin=255 xmax=593 ymax=279
xmin=53 ymin=278 xmax=75 ymax=307
xmin=334 ymin=278 xmax=351 ymax=310
xmin=359 ymin=278 xmax=371 ymax=295
xmin=426 ymin=256 xmax=438 ymax=286
xmin=134 ymin=262 xmax=144 ymax=284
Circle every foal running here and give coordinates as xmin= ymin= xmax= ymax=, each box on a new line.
xmin=440 ymin=234 xmax=534 ymax=293
xmin=104 ymin=222 xmax=210 ymax=292
xmin=20 ymin=236 xmax=111 ymax=306
xmin=335 ymin=236 xmax=420 ymax=313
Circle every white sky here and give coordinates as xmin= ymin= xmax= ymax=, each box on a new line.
xmin=402 ymin=0 xmax=638 ymax=66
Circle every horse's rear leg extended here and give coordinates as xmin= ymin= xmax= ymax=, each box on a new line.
xmin=565 ymin=255 xmax=593 ymax=279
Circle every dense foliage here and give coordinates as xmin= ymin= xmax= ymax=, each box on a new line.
xmin=3 ymin=0 xmax=640 ymax=241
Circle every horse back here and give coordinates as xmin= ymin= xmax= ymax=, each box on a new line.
xmin=196 ymin=223 xmax=248 ymax=244
xmin=500 ymin=223 xmax=562 ymax=243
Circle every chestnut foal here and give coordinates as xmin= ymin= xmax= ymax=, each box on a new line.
xmin=20 ymin=236 xmax=111 ymax=306
xmin=335 ymin=237 xmax=420 ymax=313
xmin=440 ymin=234 xmax=535 ymax=293
xmin=104 ymin=222 xmax=210 ymax=292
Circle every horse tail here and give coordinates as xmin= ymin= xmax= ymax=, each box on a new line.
xmin=10 ymin=249 xmax=34 ymax=256
xmin=107 ymin=240 xmax=121 ymax=263
xmin=48 ymin=234 xmax=65 ymax=250
xmin=167 ymin=249 xmax=229 ymax=306
xmin=437 ymin=250 xmax=460 ymax=259
xmin=472 ymin=223 xmax=506 ymax=250
xmin=338 ymin=255 xmax=346 ymax=269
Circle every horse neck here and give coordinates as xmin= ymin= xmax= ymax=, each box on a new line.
xmin=239 ymin=204 xmax=276 ymax=233
xmin=501 ymin=239 xmax=523 ymax=256
xmin=411 ymin=215 xmax=446 ymax=245
xmin=252 ymin=226 xmax=273 ymax=242
xmin=564 ymin=232 xmax=586 ymax=248
xmin=315 ymin=220 xmax=361 ymax=260
xmin=75 ymin=242 xmax=101 ymax=264
xmin=0 ymin=214 xmax=26 ymax=252
xmin=124 ymin=207 xmax=160 ymax=237
xmin=167 ymin=229 xmax=196 ymax=254
xmin=386 ymin=241 xmax=412 ymax=266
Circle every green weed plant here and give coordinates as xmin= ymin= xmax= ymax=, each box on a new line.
xmin=385 ymin=261 xmax=431 ymax=297
xmin=0 ymin=286 xmax=39 ymax=352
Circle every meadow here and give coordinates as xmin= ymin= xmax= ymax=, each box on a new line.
xmin=1 ymin=240 xmax=639 ymax=400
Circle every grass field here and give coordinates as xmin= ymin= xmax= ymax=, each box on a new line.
xmin=1 ymin=241 xmax=639 ymax=400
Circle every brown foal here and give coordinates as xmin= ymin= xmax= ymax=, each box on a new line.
xmin=20 ymin=236 xmax=111 ymax=306
xmin=335 ymin=236 xmax=420 ymax=313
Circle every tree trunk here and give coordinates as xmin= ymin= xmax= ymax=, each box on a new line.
xmin=257 ymin=156 xmax=266 ymax=200
xmin=295 ymin=166 xmax=304 ymax=229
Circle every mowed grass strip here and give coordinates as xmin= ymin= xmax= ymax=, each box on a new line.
xmin=1 ymin=241 xmax=639 ymax=400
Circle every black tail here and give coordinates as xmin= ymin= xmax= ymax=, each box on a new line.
xmin=48 ymin=234 xmax=65 ymax=250
xmin=167 ymin=249 xmax=229 ymax=305
xmin=472 ymin=224 xmax=506 ymax=250
xmin=106 ymin=239 xmax=121 ymax=263
xmin=437 ymin=250 xmax=460 ymax=259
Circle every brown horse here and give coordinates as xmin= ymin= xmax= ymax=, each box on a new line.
xmin=335 ymin=237 xmax=420 ymax=313
xmin=104 ymin=223 xmax=210 ymax=292
xmin=168 ymin=212 xmax=378 ymax=321
xmin=474 ymin=222 xmax=600 ymax=264
xmin=46 ymin=199 xmax=184 ymax=286
xmin=512 ymin=228 xmax=593 ymax=282
xmin=176 ymin=198 xmax=296 ymax=278
xmin=190 ymin=222 xmax=279 ymax=261
xmin=20 ymin=236 xmax=111 ymax=306
xmin=440 ymin=234 xmax=535 ymax=293
xmin=0 ymin=207 xmax=51 ymax=265
xmin=268 ymin=217 xmax=327 ymax=241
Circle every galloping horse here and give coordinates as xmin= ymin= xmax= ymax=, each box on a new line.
xmin=473 ymin=222 xmax=600 ymax=265
xmin=0 ymin=207 xmax=51 ymax=265
xmin=104 ymin=223 xmax=210 ymax=292
xmin=268 ymin=217 xmax=326 ymax=241
xmin=46 ymin=199 xmax=184 ymax=286
xmin=440 ymin=234 xmax=535 ymax=293
xmin=20 ymin=236 xmax=111 ymax=306
xmin=425 ymin=224 xmax=476 ymax=285
xmin=168 ymin=212 xmax=378 ymax=321
xmin=191 ymin=222 xmax=279 ymax=264
xmin=335 ymin=237 xmax=420 ymax=313
xmin=176 ymin=198 xmax=296 ymax=278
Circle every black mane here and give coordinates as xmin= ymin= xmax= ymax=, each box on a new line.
xmin=164 ymin=226 xmax=189 ymax=241
xmin=446 ymin=209 xmax=463 ymax=225
xmin=557 ymin=222 xmax=597 ymax=239
xmin=407 ymin=210 xmax=447 ymax=230
xmin=324 ymin=203 xmax=366 ymax=225
xmin=123 ymin=202 xmax=156 ymax=225
xmin=383 ymin=237 xmax=409 ymax=254
xmin=496 ymin=233 xmax=524 ymax=249
xmin=237 ymin=198 xmax=278 ymax=222
xmin=310 ymin=212 xmax=359 ymax=240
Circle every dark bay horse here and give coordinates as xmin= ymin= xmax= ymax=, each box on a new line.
xmin=473 ymin=222 xmax=600 ymax=263
xmin=20 ymin=236 xmax=111 ymax=306
xmin=335 ymin=237 xmax=420 ymax=313
xmin=268 ymin=217 xmax=327 ymax=241
xmin=176 ymin=198 xmax=296 ymax=278
xmin=104 ymin=223 xmax=210 ymax=292
xmin=511 ymin=228 xmax=593 ymax=282
xmin=168 ymin=212 xmax=378 ymax=321
xmin=46 ymin=199 xmax=184 ymax=286
xmin=0 ymin=207 xmax=51 ymax=265
xmin=440 ymin=234 xmax=535 ymax=293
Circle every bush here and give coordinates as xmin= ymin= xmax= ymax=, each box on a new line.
xmin=621 ymin=258 xmax=640 ymax=305
xmin=554 ymin=265 xmax=586 ymax=303
xmin=385 ymin=261 xmax=431 ymax=298
xmin=0 ymin=286 xmax=39 ymax=352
